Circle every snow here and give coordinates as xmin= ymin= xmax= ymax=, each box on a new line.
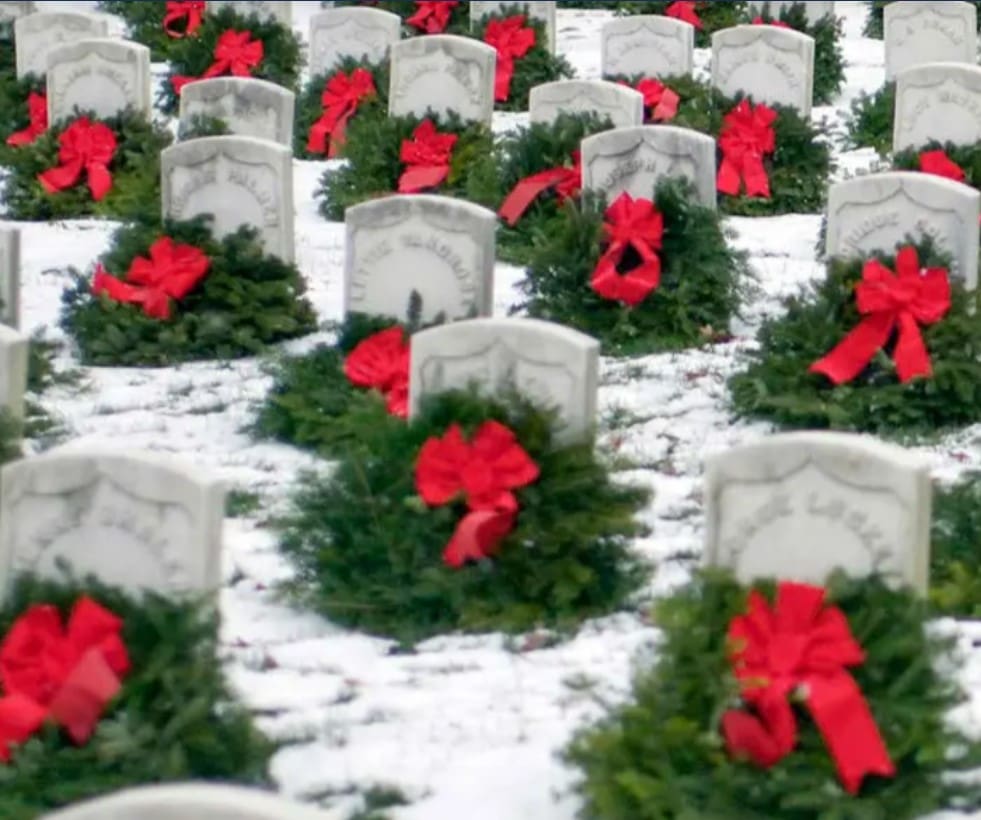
xmin=7 ymin=2 xmax=981 ymax=817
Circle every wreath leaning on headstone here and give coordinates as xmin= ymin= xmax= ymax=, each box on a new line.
xmin=97 ymin=0 xmax=205 ymax=62
xmin=892 ymin=140 xmax=981 ymax=233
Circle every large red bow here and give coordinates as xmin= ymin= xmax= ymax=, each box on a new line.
xmin=627 ymin=78 xmax=679 ymax=123
xmin=38 ymin=117 xmax=117 ymax=201
xmin=590 ymin=192 xmax=664 ymax=307
xmin=398 ymin=119 xmax=458 ymax=193
xmin=407 ymin=0 xmax=459 ymax=33
xmin=6 ymin=91 xmax=48 ymax=147
xmin=343 ymin=327 xmax=410 ymax=418
xmin=307 ymin=68 xmax=377 ymax=158
xmin=484 ymin=15 xmax=536 ymax=103
xmin=717 ymin=99 xmax=777 ymax=198
xmin=721 ymin=582 xmax=896 ymax=794
xmin=416 ymin=421 xmax=540 ymax=567
xmin=0 ymin=598 xmax=130 ymax=762
xmin=171 ymin=29 xmax=264 ymax=94
xmin=810 ymin=246 xmax=950 ymax=385
xmin=498 ymin=150 xmax=581 ymax=226
xmin=163 ymin=0 xmax=205 ymax=38
xmin=666 ymin=1 xmax=702 ymax=29
xmin=91 ymin=237 xmax=211 ymax=320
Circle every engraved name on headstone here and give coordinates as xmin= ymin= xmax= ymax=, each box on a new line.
xmin=529 ymin=80 xmax=645 ymax=128
xmin=601 ymin=16 xmax=694 ymax=79
xmin=46 ymin=38 xmax=151 ymax=122
xmin=179 ymin=77 xmax=295 ymax=147
xmin=893 ymin=62 xmax=981 ymax=151
xmin=308 ymin=7 xmax=401 ymax=76
xmin=884 ymin=1 xmax=977 ymax=81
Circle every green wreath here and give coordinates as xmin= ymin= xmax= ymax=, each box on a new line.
xmin=846 ymin=83 xmax=895 ymax=155
xmin=893 ymin=139 xmax=981 ymax=196
xmin=566 ymin=569 xmax=981 ymax=819
xmin=330 ymin=0 xmax=471 ymax=36
xmin=59 ymin=216 xmax=318 ymax=367
xmin=603 ymin=73 xmax=717 ymax=135
xmin=863 ymin=0 xmax=981 ymax=38
xmin=0 ymin=74 xmax=44 ymax=158
xmin=0 ymin=576 xmax=273 ymax=820
xmin=97 ymin=1 xmax=184 ymax=61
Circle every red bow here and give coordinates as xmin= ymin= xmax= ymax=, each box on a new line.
xmin=809 ymin=246 xmax=950 ymax=385
xmin=163 ymin=0 xmax=205 ymax=38
xmin=0 ymin=598 xmax=130 ymax=762
xmin=171 ymin=29 xmax=264 ymax=94
xmin=38 ymin=117 xmax=117 ymax=201
xmin=752 ymin=15 xmax=792 ymax=28
xmin=91 ymin=237 xmax=211 ymax=320
xmin=666 ymin=1 xmax=702 ymax=29
xmin=6 ymin=91 xmax=48 ymax=147
xmin=407 ymin=0 xmax=459 ymax=33
xmin=343 ymin=327 xmax=410 ymax=418
xmin=398 ymin=119 xmax=458 ymax=193
xmin=484 ymin=15 xmax=536 ymax=102
xmin=415 ymin=421 xmax=540 ymax=567
xmin=307 ymin=68 xmax=377 ymax=158
xmin=919 ymin=149 xmax=966 ymax=183
xmin=716 ymin=99 xmax=777 ymax=198
xmin=590 ymin=192 xmax=664 ymax=307
xmin=625 ymin=78 xmax=679 ymax=123
xmin=721 ymin=583 xmax=896 ymax=794
xmin=498 ymin=151 xmax=581 ymax=226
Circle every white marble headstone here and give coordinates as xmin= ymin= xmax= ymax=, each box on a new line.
xmin=14 ymin=11 xmax=111 ymax=79
xmin=0 ymin=2 xmax=34 ymax=23
xmin=705 ymin=432 xmax=931 ymax=593
xmin=711 ymin=25 xmax=815 ymax=116
xmin=0 ymin=325 xmax=27 ymax=423
xmin=161 ymin=136 xmax=294 ymax=263
xmin=46 ymin=38 xmax=151 ymax=123
xmin=388 ymin=35 xmax=497 ymax=126
xmin=601 ymin=16 xmax=694 ymax=79
xmin=345 ymin=194 xmax=495 ymax=323
xmin=179 ymin=77 xmax=295 ymax=147
xmin=206 ymin=0 xmax=291 ymax=26
xmin=826 ymin=171 xmax=980 ymax=291
xmin=0 ymin=229 xmax=20 ymax=329
xmin=308 ymin=7 xmax=401 ymax=77
xmin=747 ymin=1 xmax=835 ymax=26
xmin=0 ymin=449 xmax=225 ymax=603
xmin=470 ymin=1 xmax=556 ymax=53
xmin=894 ymin=62 xmax=981 ymax=151
xmin=884 ymin=1 xmax=977 ymax=82
xmin=581 ymin=125 xmax=717 ymax=208
xmin=529 ymin=80 xmax=644 ymax=128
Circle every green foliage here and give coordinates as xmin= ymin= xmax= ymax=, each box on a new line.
xmin=605 ymin=74 xmax=718 ymax=136
xmin=332 ymin=0 xmax=471 ymax=36
xmin=846 ymin=82 xmax=895 ymax=155
xmin=0 ymin=74 xmax=43 ymax=156
xmin=0 ymin=407 xmax=23 ymax=466
xmin=518 ymin=179 xmax=752 ymax=357
xmin=566 ymin=570 xmax=981 ymax=820
xmin=614 ymin=2 xmax=748 ymax=48
xmin=894 ymin=139 xmax=981 ymax=189
xmin=0 ymin=21 xmax=13 ymax=77
xmin=930 ymin=475 xmax=981 ymax=618
xmin=177 ymin=113 xmax=232 ymax=140
xmin=1 ymin=109 xmax=170 ymax=222
xmin=0 ymin=575 xmax=273 ymax=818
xmin=59 ymin=216 xmax=318 ymax=367
xmin=863 ymin=1 xmax=981 ymax=38
xmin=97 ymin=0 xmax=179 ymax=60
xmin=277 ymin=390 xmax=650 ymax=645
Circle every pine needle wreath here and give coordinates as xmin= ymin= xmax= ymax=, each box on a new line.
xmin=863 ymin=0 xmax=981 ymax=38
xmin=59 ymin=216 xmax=318 ymax=366
xmin=893 ymin=139 xmax=981 ymax=195
xmin=603 ymin=73 xmax=717 ymax=135
xmin=517 ymin=179 xmax=752 ymax=357
xmin=276 ymin=389 xmax=650 ymax=645
xmin=0 ymin=575 xmax=273 ymax=819
xmin=565 ymin=569 xmax=981 ymax=820
xmin=0 ymin=75 xmax=44 ymax=157
xmin=97 ymin=0 xmax=181 ymax=61
xmin=846 ymin=83 xmax=895 ymax=155
xmin=332 ymin=0 xmax=471 ymax=37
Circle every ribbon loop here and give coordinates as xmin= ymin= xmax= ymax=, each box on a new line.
xmin=164 ymin=0 xmax=205 ymax=38
xmin=343 ymin=326 xmax=410 ymax=418
xmin=665 ymin=1 xmax=702 ymax=28
xmin=307 ymin=68 xmax=377 ymax=158
xmin=6 ymin=92 xmax=48 ymax=148
xmin=717 ymin=99 xmax=777 ymax=198
xmin=398 ymin=119 xmax=458 ymax=193
xmin=483 ymin=15 xmax=536 ymax=103
xmin=407 ymin=0 xmax=459 ymax=33
xmin=590 ymin=192 xmax=664 ymax=307
xmin=498 ymin=151 xmax=581 ymax=226
xmin=38 ymin=117 xmax=117 ymax=201
xmin=172 ymin=29 xmax=263 ymax=94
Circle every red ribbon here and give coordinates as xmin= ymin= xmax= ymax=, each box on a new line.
xmin=343 ymin=326 xmax=410 ymax=418
xmin=91 ymin=237 xmax=211 ymax=320
xmin=809 ymin=246 xmax=950 ymax=385
xmin=590 ymin=192 xmax=664 ymax=307
xmin=666 ymin=1 xmax=702 ymax=29
xmin=307 ymin=68 xmax=377 ymax=158
xmin=717 ymin=99 xmax=777 ymax=198
xmin=484 ymin=15 xmax=536 ymax=103
xmin=407 ymin=0 xmax=459 ymax=33
xmin=721 ymin=582 xmax=896 ymax=794
xmin=0 ymin=597 xmax=130 ymax=762
xmin=919 ymin=149 xmax=966 ymax=183
xmin=620 ymin=77 xmax=679 ymax=123
xmin=163 ymin=0 xmax=205 ymax=38
xmin=6 ymin=91 xmax=48 ymax=147
xmin=398 ymin=119 xmax=458 ymax=193
xmin=171 ymin=29 xmax=264 ymax=95
xmin=38 ymin=117 xmax=117 ymax=201
xmin=498 ymin=150 xmax=581 ymax=226
xmin=752 ymin=15 xmax=792 ymax=28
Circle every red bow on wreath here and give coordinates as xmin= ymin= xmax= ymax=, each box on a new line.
xmin=590 ymin=192 xmax=664 ymax=307
xmin=484 ymin=15 xmax=535 ymax=103
xmin=92 ymin=237 xmax=211 ymax=320
xmin=407 ymin=0 xmax=459 ymax=34
xmin=666 ymin=1 xmax=702 ymax=29
xmin=344 ymin=327 xmax=410 ymax=418
xmin=752 ymin=16 xmax=792 ymax=28
xmin=171 ymin=29 xmax=264 ymax=95
xmin=721 ymin=582 xmax=896 ymax=794
xmin=398 ymin=119 xmax=458 ymax=193
xmin=626 ymin=77 xmax=680 ymax=123
xmin=163 ymin=0 xmax=205 ymax=38
xmin=717 ymin=99 xmax=777 ymax=198
xmin=498 ymin=150 xmax=581 ymax=226
xmin=6 ymin=91 xmax=48 ymax=147
xmin=38 ymin=117 xmax=117 ymax=201
xmin=416 ymin=421 xmax=540 ymax=567
xmin=0 ymin=597 xmax=130 ymax=762
xmin=307 ymin=68 xmax=377 ymax=158
xmin=809 ymin=246 xmax=950 ymax=385
xmin=919 ymin=149 xmax=966 ymax=183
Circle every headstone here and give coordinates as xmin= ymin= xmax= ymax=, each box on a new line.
xmin=705 ymin=432 xmax=931 ymax=594
xmin=46 ymin=38 xmax=152 ymax=123
xmin=0 ymin=449 xmax=225 ymax=603
xmin=161 ymin=136 xmax=294 ymax=263
xmin=179 ymin=77 xmax=295 ymax=147
xmin=711 ymin=25 xmax=815 ymax=116
xmin=409 ymin=318 xmax=599 ymax=445
xmin=0 ymin=325 xmax=27 ymax=422
xmin=893 ymin=62 xmax=981 ymax=151
xmin=747 ymin=1 xmax=835 ymax=26
xmin=470 ymin=1 xmax=556 ymax=53
xmin=388 ymin=34 xmax=497 ymax=126
xmin=206 ymin=1 xmax=292 ymax=27
xmin=581 ymin=125 xmax=717 ymax=208
xmin=600 ymin=16 xmax=694 ymax=80
xmin=308 ymin=8 xmax=401 ymax=77
xmin=529 ymin=80 xmax=645 ymax=129
xmin=14 ymin=11 xmax=111 ymax=79
xmin=884 ymin=1 xmax=977 ymax=82
xmin=826 ymin=171 xmax=980 ymax=291
xmin=0 ymin=3 xmax=34 ymax=23
xmin=0 ymin=229 xmax=20 ymax=329
xmin=345 ymin=195 xmax=495 ymax=323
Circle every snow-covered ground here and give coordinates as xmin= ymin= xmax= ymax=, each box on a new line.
xmin=8 ymin=3 xmax=981 ymax=817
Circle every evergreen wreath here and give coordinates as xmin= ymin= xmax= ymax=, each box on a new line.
xmin=97 ymin=0 xmax=194 ymax=61
xmin=565 ymin=569 xmax=981 ymax=819
xmin=892 ymin=139 xmax=981 ymax=196
xmin=846 ymin=83 xmax=895 ymax=155
xmin=59 ymin=216 xmax=318 ymax=367
xmin=331 ymin=0 xmax=471 ymax=37
xmin=276 ymin=390 xmax=650 ymax=645
xmin=0 ymin=575 xmax=273 ymax=819
xmin=603 ymin=73 xmax=717 ymax=135
xmin=517 ymin=179 xmax=751 ymax=357
xmin=863 ymin=0 xmax=981 ymax=38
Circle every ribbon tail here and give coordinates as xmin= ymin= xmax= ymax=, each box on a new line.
xmin=398 ymin=164 xmax=449 ymax=194
xmin=306 ymin=117 xmax=330 ymax=155
xmin=38 ymin=159 xmax=83 ymax=194
xmin=716 ymin=156 xmax=743 ymax=196
xmin=47 ymin=648 xmax=122 ymax=745
xmin=498 ymin=169 xmax=571 ymax=226
xmin=494 ymin=59 xmax=515 ymax=103
xmin=810 ymin=313 xmax=895 ymax=386
xmin=328 ymin=108 xmax=355 ymax=159
xmin=6 ymin=127 xmax=37 ymax=148
xmin=893 ymin=311 xmax=932 ymax=383
xmin=0 ymin=693 xmax=47 ymax=763
xmin=443 ymin=510 xmax=514 ymax=568
xmin=86 ymin=163 xmax=112 ymax=201
xmin=653 ymin=89 xmax=680 ymax=122
xmin=742 ymin=153 xmax=771 ymax=198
